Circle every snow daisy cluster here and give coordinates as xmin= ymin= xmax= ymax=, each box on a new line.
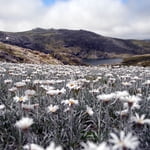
xmin=0 ymin=62 xmax=149 ymax=150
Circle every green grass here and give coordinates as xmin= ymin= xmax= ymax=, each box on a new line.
xmin=122 ymin=54 xmax=150 ymax=66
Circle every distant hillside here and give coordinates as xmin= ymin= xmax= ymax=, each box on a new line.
xmin=0 ymin=28 xmax=150 ymax=65
xmin=122 ymin=54 xmax=150 ymax=66
xmin=0 ymin=42 xmax=62 ymax=64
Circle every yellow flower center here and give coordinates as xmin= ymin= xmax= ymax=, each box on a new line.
xmin=19 ymin=97 xmax=24 ymax=101
xmin=70 ymin=84 xmax=74 ymax=87
xmin=69 ymin=100 xmax=75 ymax=105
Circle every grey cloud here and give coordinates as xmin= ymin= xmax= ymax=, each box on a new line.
xmin=0 ymin=0 xmax=150 ymax=39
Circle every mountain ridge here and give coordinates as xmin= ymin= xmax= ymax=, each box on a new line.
xmin=0 ymin=28 xmax=150 ymax=65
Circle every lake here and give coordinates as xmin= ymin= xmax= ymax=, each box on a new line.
xmin=83 ymin=58 xmax=123 ymax=65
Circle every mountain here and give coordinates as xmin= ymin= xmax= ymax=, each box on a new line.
xmin=0 ymin=28 xmax=150 ymax=65
xmin=0 ymin=42 xmax=62 ymax=64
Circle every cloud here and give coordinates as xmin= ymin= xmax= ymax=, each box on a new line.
xmin=0 ymin=0 xmax=45 ymax=31
xmin=0 ymin=0 xmax=150 ymax=39
xmin=43 ymin=0 xmax=125 ymax=30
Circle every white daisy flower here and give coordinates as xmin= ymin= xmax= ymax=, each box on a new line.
xmin=13 ymin=96 xmax=28 ymax=103
xmin=8 ymin=87 xmax=17 ymax=92
xmin=114 ymin=91 xmax=129 ymax=99
xmin=25 ymin=89 xmax=36 ymax=96
xmin=109 ymin=131 xmax=139 ymax=150
xmin=59 ymin=87 xmax=66 ymax=94
xmin=47 ymin=105 xmax=59 ymax=113
xmin=64 ymin=107 xmax=70 ymax=112
xmin=4 ymin=79 xmax=12 ymax=84
xmin=97 ymin=93 xmax=115 ymax=103
xmin=81 ymin=141 xmax=110 ymax=150
xmin=123 ymin=102 xmax=140 ymax=110
xmin=115 ymin=109 xmax=128 ymax=117
xmin=22 ymin=104 xmax=39 ymax=111
xmin=131 ymin=113 xmax=150 ymax=125
xmin=86 ymin=105 xmax=94 ymax=116
xmin=40 ymin=85 xmax=55 ymax=91
xmin=142 ymin=80 xmax=150 ymax=85
xmin=89 ymin=89 xmax=99 ymax=94
xmin=93 ymin=76 xmax=102 ymax=83
xmin=46 ymin=142 xmax=62 ymax=150
xmin=66 ymin=81 xmax=81 ymax=90
xmin=23 ymin=143 xmax=44 ymax=150
xmin=14 ymin=81 xmax=26 ymax=88
xmin=0 ymin=104 xmax=5 ymax=110
xmin=46 ymin=90 xmax=60 ymax=96
xmin=33 ymin=80 xmax=41 ymax=85
xmin=120 ymin=95 xmax=141 ymax=107
xmin=61 ymin=98 xmax=79 ymax=106
xmin=15 ymin=117 xmax=33 ymax=130
xmin=121 ymin=82 xmax=132 ymax=86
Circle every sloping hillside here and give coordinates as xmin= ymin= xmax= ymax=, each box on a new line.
xmin=122 ymin=54 xmax=150 ymax=66
xmin=0 ymin=28 xmax=150 ymax=65
xmin=0 ymin=42 xmax=62 ymax=64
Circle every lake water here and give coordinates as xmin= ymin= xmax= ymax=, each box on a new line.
xmin=83 ymin=58 xmax=123 ymax=66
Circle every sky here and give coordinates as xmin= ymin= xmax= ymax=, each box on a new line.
xmin=0 ymin=0 xmax=150 ymax=39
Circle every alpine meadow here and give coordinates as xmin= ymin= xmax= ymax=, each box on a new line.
xmin=0 ymin=0 xmax=150 ymax=150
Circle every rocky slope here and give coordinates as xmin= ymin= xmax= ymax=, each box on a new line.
xmin=0 ymin=42 xmax=62 ymax=64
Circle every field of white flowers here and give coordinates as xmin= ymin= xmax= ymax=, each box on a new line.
xmin=0 ymin=62 xmax=149 ymax=150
